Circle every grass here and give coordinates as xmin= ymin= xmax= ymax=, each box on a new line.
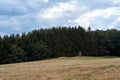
xmin=0 ymin=56 xmax=120 ymax=80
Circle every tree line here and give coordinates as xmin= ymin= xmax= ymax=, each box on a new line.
xmin=0 ymin=26 xmax=120 ymax=64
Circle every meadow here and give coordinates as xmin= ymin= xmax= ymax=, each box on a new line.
xmin=0 ymin=57 xmax=120 ymax=80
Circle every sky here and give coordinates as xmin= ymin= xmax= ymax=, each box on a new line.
xmin=0 ymin=0 xmax=120 ymax=36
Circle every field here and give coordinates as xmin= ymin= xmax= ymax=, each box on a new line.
xmin=0 ymin=57 xmax=120 ymax=80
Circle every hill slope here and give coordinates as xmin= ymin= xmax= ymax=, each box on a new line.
xmin=0 ymin=57 xmax=120 ymax=80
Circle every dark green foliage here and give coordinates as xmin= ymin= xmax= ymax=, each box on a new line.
xmin=9 ymin=44 xmax=25 ymax=63
xmin=25 ymin=41 xmax=51 ymax=61
xmin=0 ymin=26 xmax=120 ymax=64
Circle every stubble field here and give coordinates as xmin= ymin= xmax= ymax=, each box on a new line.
xmin=0 ymin=57 xmax=120 ymax=80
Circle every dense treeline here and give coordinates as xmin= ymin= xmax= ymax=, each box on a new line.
xmin=0 ymin=26 xmax=120 ymax=64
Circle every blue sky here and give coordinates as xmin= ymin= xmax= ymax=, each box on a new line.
xmin=0 ymin=0 xmax=120 ymax=36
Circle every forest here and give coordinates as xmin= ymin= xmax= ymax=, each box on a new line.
xmin=0 ymin=26 xmax=120 ymax=64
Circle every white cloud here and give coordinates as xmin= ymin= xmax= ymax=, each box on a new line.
xmin=109 ymin=17 xmax=120 ymax=29
xmin=112 ymin=0 xmax=120 ymax=4
xmin=0 ymin=17 xmax=22 ymax=31
xmin=44 ymin=0 xmax=49 ymax=3
xmin=0 ymin=0 xmax=28 ymax=14
xmin=1 ymin=0 xmax=120 ymax=36
xmin=0 ymin=0 xmax=49 ymax=16
xmin=25 ymin=0 xmax=49 ymax=10
xmin=36 ymin=0 xmax=87 ymax=20
xmin=114 ymin=17 xmax=120 ymax=24
xmin=73 ymin=7 xmax=120 ymax=29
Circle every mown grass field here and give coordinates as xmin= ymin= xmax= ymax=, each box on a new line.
xmin=0 ymin=57 xmax=120 ymax=80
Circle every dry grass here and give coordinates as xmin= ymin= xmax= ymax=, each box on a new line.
xmin=0 ymin=57 xmax=120 ymax=80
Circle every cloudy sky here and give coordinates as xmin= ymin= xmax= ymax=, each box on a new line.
xmin=0 ymin=0 xmax=120 ymax=36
